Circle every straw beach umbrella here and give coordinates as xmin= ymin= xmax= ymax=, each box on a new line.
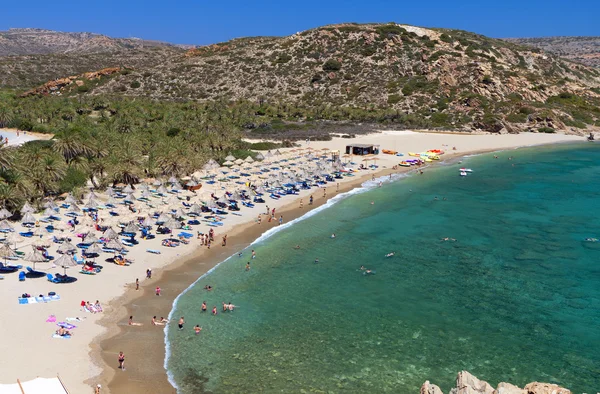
xmin=25 ymin=248 xmax=47 ymax=270
xmin=0 ymin=219 xmax=13 ymax=232
xmin=225 ymin=154 xmax=236 ymax=161
xmin=54 ymin=253 xmax=77 ymax=275
xmin=21 ymin=212 xmax=36 ymax=225
xmin=21 ymin=203 xmax=35 ymax=214
xmin=0 ymin=243 xmax=17 ymax=264
xmin=58 ymin=241 xmax=77 ymax=254
xmin=105 ymin=238 xmax=125 ymax=251
xmin=64 ymin=193 xmax=78 ymax=205
xmin=103 ymin=227 xmax=119 ymax=240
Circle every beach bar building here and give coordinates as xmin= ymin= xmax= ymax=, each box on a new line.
xmin=345 ymin=144 xmax=380 ymax=156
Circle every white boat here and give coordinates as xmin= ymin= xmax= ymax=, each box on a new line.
xmin=459 ymin=168 xmax=473 ymax=172
xmin=460 ymin=171 xmax=468 ymax=177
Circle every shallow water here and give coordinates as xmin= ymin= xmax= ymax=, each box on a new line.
xmin=167 ymin=143 xmax=600 ymax=393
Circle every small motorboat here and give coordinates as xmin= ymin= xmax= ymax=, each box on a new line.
xmin=460 ymin=171 xmax=468 ymax=177
xmin=459 ymin=168 xmax=473 ymax=172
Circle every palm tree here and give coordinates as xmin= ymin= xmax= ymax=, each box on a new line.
xmin=0 ymin=106 xmax=14 ymax=128
xmin=0 ymin=183 xmax=21 ymax=212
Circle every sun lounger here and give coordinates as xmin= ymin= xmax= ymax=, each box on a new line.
xmin=19 ymin=271 xmax=25 ymax=281
xmin=146 ymin=249 xmax=161 ymax=254
xmin=57 ymin=322 xmax=76 ymax=329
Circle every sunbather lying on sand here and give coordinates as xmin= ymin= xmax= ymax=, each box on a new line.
xmin=128 ymin=316 xmax=143 ymax=326
xmin=55 ymin=327 xmax=71 ymax=337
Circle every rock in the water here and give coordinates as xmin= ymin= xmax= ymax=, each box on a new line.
xmin=523 ymin=382 xmax=572 ymax=394
xmin=495 ymin=382 xmax=525 ymax=394
xmin=421 ymin=380 xmax=444 ymax=394
xmin=455 ymin=371 xmax=494 ymax=394
xmin=421 ymin=372 xmax=571 ymax=394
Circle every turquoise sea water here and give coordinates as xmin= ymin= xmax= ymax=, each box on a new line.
xmin=167 ymin=143 xmax=600 ymax=393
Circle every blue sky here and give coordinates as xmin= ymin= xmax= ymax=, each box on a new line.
xmin=1 ymin=0 xmax=597 ymax=45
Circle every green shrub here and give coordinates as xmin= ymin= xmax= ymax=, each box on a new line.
xmin=440 ymin=33 xmax=452 ymax=43
xmin=361 ymin=46 xmax=377 ymax=57
xmin=506 ymin=113 xmax=527 ymax=123
xmin=130 ymin=81 xmax=141 ymax=89
xmin=430 ymin=113 xmax=450 ymax=127
xmin=77 ymin=85 xmax=89 ymax=93
xmin=482 ymin=75 xmax=493 ymax=85
xmin=375 ymin=24 xmax=407 ymax=38
xmin=323 ymin=59 xmax=342 ymax=71
xmin=59 ymin=167 xmax=88 ymax=193
xmin=166 ymin=127 xmax=181 ymax=137
xmin=387 ymin=94 xmax=401 ymax=104
xmin=538 ymin=127 xmax=555 ymax=133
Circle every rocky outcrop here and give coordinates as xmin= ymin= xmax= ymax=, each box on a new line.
xmin=20 ymin=67 xmax=124 ymax=97
xmin=422 ymin=371 xmax=571 ymax=394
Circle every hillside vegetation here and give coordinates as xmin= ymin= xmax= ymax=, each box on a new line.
xmin=62 ymin=23 xmax=600 ymax=133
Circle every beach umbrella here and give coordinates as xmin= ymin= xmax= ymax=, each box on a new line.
xmin=64 ymin=193 xmax=78 ymax=205
xmin=223 ymin=160 xmax=234 ymax=166
xmin=186 ymin=180 xmax=198 ymax=188
xmin=139 ymin=183 xmax=149 ymax=191
xmin=123 ymin=222 xmax=138 ymax=234
xmin=105 ymin=238 xmax=125 ymax=251
xmin=124 ymin=193 xmax=136 ymax=203
xmin=188 ymin=204 xmax=202 ymax=216
xmin=163 ymin=218 xmax=181 ymax=230
xmin=231 ymin=191 xmax=242 ymax=201
xmin=173 ymin=208 xmax=186 ymax=218
xmin=25 ymin=248 xmax=47 ymax=270
xmin=0 ymin=219 xmax=13 ymax=232
xmin=84 ymin=233 xmax=99 ymax=244
xmin=21 ymin=203 xmax=35 ymax=214
xmin=67 ymin=204 xmax=81 ymax=214
xmin=105 ymin=187 xmax=115 ymax=197
xmin=244 ymin=156 xmax=254 ymax=163
xmin=85 ymin=199 xmax=99 ymax=209
xmin=153 ymin=179 xmax=163 ymax=187
xmin=141 ymin=216 xmax=155 ymax=227
xmin=255 ymin=153 xmax=265 ymax=161
xmin=171 ymin=181 xmax=183 ymax=191
xmin=156 ymin=213 xmax=170 ymax=224
xmin=225 ymin=154 xmax=236 ymax=161
xmin=234 ymin=158 xmax=244 ymax=165
xmin=274 ymin=150 xmax=282 ymax=156
xmin=43 ymin=199 xmax=57 ymax=210
xmin=84 ymin=243 xmax=103 ymax=261
xmin=21 ymin=212 xmax=36 ymax=225
xmin=54 ymin=253 xmax=77 ymax=275
xmin=58 ymin=241 xmax=76 ymax=254
xmin=43 ymin=207 xmax=55 ymax=217
xmin=103 ymin=227 xmax=119 ymax=240
xmin=86 ymin=191 xmax=98 ymax=201
xmin=0 ymin=208 xmax=12 ymax=220
xmin=4 ymin=232 xmax=20 ymax=248
xmin=157 ymin=185 xmax=169 ymax=195
xmin=123 ymin=184 xmax=134 ymax=193
xmin=0 ymin=243 xmax=17 ymax=264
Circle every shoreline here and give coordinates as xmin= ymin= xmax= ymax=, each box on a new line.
xmin=95 ymin=136 xmax=587 ymax=394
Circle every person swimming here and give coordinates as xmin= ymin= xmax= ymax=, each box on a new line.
xmin=314 ymin=258 xmax=319 ymax=264
xmin=385 ymin=252 xmax=395 ymax=257
xmin=360 ymin=265 xmax=365 ymax=270
xmin=331 ymin=234 xmax=336 ymax=239
xmin=293 ymin=245 xmax=300 ymax=249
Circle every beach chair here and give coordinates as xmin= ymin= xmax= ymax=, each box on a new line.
xmin=19 ymin=271 xmax=25 ymax=281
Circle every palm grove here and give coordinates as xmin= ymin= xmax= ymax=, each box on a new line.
xmin=0 ymin=91 xmax=265 ymax=213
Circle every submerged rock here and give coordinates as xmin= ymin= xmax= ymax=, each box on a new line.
xmin=421 ymin=371 xmax=571 ymax=394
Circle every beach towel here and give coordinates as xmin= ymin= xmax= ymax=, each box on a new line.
xmin=46 ymin=315 xmax=56 ymax=323
xmin=52 ymin=334 xmax=71 ymax=339
xmin=57 ymin=322 xmax=76 ymax=329
xmin=66 ymin=317 xmax=84 ymax=322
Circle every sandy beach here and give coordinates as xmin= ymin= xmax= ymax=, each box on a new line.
xmin=0 ymin=130 xmax=583 ymax=393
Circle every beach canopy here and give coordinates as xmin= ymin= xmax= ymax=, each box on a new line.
xmin=163 ymin=218 xmax=181 ymax=230
xmin=25 ymin=248 xmax=47 ymax=270
xmin=0 ymin=376 xmax=70 ymax=394
xmin=103 ymin=227 xmax=119 ymax=240
xmin=122 ymin=185 xmax=134 ymax=193
xmin=54 ymin=253 xmax=77 ymax=275
xmin=0 ymin=208 xmax=12 ymax=220
xmin=223 ymin=160 xmax=234 ymax=166
xmin=105 ymin=238 xmax=125 ymax=250
xmin=0 ymin=219 xmax=13 ymax=231
xmin=244 ymin=156 xmax=254 ymax=163
xmin=43 ymin=199 xmax=57 ymax=209
xmin=225 ymin=154 xmax=236 ymax=161
xmin=58 ymin=241 xmax=76 ymax=254
xmin=0 ymin=243 xmax=17 ymax=262
xmin=85 ymin=243 xmax=103 ymax=255
xmin=123 ymin=222 xmax=138 ymax=234
xmin=21 ymin=203 xmax=35 ymax=214
xmin=21 ymin=212 xmax=36 ymax=224
xmin=255 ymin=153 xmax=265 ymax=161
xmin=64 ymin=193 xmax=78 ymax=205
xmin=84 ymin=233 xmax=99 ymax=244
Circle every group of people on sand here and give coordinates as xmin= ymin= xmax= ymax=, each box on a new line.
xmin=81 ymin=300 xmax=103 ymax=313
xmin=198 ymin=229 xmax=215 ymax=247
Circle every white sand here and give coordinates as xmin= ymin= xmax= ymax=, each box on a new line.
xmin=0 ymin=130 xmax=584 ymax=392
xmin=0 ymin=128 xmax=51 ymax=146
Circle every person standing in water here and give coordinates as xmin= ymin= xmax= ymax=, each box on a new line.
xmin=201 ymin=301 xmax=207 ymax=312
xmin=246 ymin=262 xmax=251 ymax=271
xmin=178 ymin=316 xmax=185 ymax=331
xmin=252 ymin=250 xmax=256 ymax=259
xmin=309 ymin=195 xmax=313 ymax=205
xmin=212 ymin=306 xmax=218 ymax=315
xmin=194 ymin=325 xmax=202 ymax=335
xmin=135 ymin=278 xmax=139 ymax=290
xmin=279 ymin=215 xmax=283 ymax=225
xmin=118 ymin=351 xmax=125 ymax=370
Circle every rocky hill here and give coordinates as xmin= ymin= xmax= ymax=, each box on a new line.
xmin=0 ymin=28 xmax=185 ymax=88
xmin=505 ymin=37 xmax=600 ymax=68
xmin=8 ymin=24 xmax=600 ymax=133
xmin=0 ymin=28 xmax=186 ymax=56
